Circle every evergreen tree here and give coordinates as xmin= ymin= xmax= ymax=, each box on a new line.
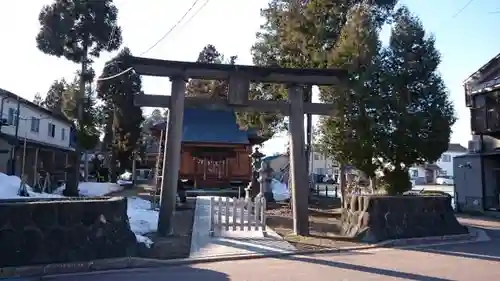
xmin=186 ymin=44 xmax=235 ymax=99
xmin=62 ymin=76 xmax=101 ymax=151
xmin=33 ymin=93 xmax=43 ymax=106
xmin=250 ymin=0 xmax=397 ymax=140
xmin=36 ymin=0 xmax=122 ymax=195
xmin=379 ymin=6 xmax=456 ymax=194
xmin=318 ymin=3 xmax=386 ymax=193
xmin=97 ymin=47 xmax=144 ymax=174
xmin=43 ymin=79 xmax=67 ymax=115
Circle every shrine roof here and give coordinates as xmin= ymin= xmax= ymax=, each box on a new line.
xmin=152 ymin=108 xmax=251 ymax=144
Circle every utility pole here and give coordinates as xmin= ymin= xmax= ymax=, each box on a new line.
xmin=9 ymin=98 xmax=21 ymax=175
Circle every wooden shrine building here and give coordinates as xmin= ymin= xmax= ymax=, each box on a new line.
xmin=150 ymin=107 xmax=266 ymax=189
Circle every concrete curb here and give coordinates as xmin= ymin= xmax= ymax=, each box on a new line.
xmin=0 ymin=229 xmax=484 ymax=279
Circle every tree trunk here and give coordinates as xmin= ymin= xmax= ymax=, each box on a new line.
xmin=340 ymin=164 xmax=347 ymax=208
xmin=110 ymin=151 xmax=118 ymax=183
xmin=64 ymin=48 xmax=88 ymax=196
xmin=369 ymin=176 xmax=377 ymax=194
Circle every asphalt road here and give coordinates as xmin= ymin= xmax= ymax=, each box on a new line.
xmin=41 ymin=216 xmax=500 ymax=281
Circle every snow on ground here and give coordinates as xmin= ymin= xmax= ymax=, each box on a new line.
xmin=0 ymin=173 xmax=157 ymax=247
xmin=127 ymin=197 xmax=158 ymax=247
xmin=54 ymin=181 xmax=124 ymax=197
xmin=0 ymin=173 xmax=63 ymax=199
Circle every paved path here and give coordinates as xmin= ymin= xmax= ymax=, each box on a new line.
xmin=189 ymin=196 xmax=295 ymax=258
xmin=42 ymin=215 xmax=500 ymax=281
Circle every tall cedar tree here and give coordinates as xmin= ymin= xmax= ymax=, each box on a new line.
xmin=62 ymin=75 xmax=101 ymax=151
xmin=318 ymin=3 xmax=385 ymax=193
xmin=36 ymin=0 xmax=122 ymax=195
xmin=379 ymin=6 xmax=456 ymax=194
xmin=43 ymin=79 xmax=67 ymax=115
xmin=252 ymin=0 xmax=397 ymax=139
xmin=97 ymin=48 xmax=144 ymax=177
xmin=257 ymin=0 xmax=396 ymax=201
xmin=187 ymin=44 xmax=236 ymax=99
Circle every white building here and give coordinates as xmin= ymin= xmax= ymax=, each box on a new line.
xmin=310 ymin=151 xmax=340 ymax=176
xmin=263 ymin=154 xmax=289 ymax=174
xmin=409 ymin=143 xmax=467 ymax=184
xmin=0 ymin=88 xmax=74 ymax=180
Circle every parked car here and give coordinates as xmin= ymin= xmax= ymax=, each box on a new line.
xmin=436 ymin=176 xmax=454 ymax=185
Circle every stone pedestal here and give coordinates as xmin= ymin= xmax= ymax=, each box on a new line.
xmin=0 ymin=197 xmax=137 ymax=267
xmin=340 ymin=195 xmax=468 ymax=243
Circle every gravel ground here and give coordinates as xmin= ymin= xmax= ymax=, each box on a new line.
xmin=265 ymin=196 xmax=367 ymax=250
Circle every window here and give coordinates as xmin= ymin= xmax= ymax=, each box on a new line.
xmin=48 ymin=123 xmax=55 ymax=138
xmin=441 ymin=154 xmax=451 ymax=162
xmin=314 ymin=154 xmax=320 ymax=160
xmin=30 ymin=117 xmax=40 ymax=133
xmin=7 ymin=108 xmax=18 ymax=126
xmin=61 ymin=128 xmax=66 ymax=140
xmin=315 ymin=168 xmax=325 ymax=175
xmin=410 ymin=169 xmax=418 ymax=178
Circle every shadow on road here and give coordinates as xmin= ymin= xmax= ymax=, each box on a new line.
xmin=280 ymin=255 xmax=452 ymax=281
xmin=203 ymin=239 xmax=446 ymax=280
xmin=402 ymin=240 xmax=500 ymax=263
xmin=43 ymin=266 xmax=230 ymax=281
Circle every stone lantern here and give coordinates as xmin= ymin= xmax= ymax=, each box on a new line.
xmin=245 ymin=147 xmax=265 ymax=199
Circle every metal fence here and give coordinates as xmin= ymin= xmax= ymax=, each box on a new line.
xmin=310 ymin=183 xmax=340 ymax=198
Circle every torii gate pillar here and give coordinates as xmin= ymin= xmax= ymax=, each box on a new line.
xmin=288 ymin=85 xmax=309 ymax=234
xmin=157 ymin=77 xmax=185 ymax=236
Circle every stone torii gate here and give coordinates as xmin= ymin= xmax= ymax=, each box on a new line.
xmin=125 ymin=56 xmax=348 ymax=236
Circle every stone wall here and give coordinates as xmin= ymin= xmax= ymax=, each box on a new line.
xmin=340 ymin=195 xmax=468 ymax=243
xmin=0 ymin=197 xmax=137 ymax=267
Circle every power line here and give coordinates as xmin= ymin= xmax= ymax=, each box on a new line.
xmin=176 ymin=0 xmax=211 ymax=31
xmin=451 ymin=0 xmax=475 ymax=19
xmin=140 ymin=0 xmax=203 ymax=56
xmin=97 ymin=68 xmax=133 ymax=81
xmin=97 ymin=0 xmax=210 ymax=82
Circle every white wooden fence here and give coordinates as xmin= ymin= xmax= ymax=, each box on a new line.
xmin=209 ymin=196 xmax=267 ymax=237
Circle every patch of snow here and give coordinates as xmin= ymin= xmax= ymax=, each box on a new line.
xmin=54 ymin=182 xmax=124 ymax=197
xmin=127 ymin=197 xmax=158 ymax=247
xmin=117 ymin=179 xmax=133 ymax=185
xmin=120 ymin=171 xmax=132 ymax=181
xmin=271 ymin=179 xmax=290 ymax=201
xmin=78 ymin=182 xmax=123 ymax=196
xmin=0 ymin=173 xmax=63 ymax=199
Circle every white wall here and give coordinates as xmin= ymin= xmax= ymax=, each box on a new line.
xmin=409 ymin=166 xmax=426 ymax=178
xmin=309 ymin=151 xmax=339 ymax=175
xmin=0 ymin=95 xmax=72 ymax=148
xmin=409 ymin=150 xmax=467 ymax=180
xmin=436 ymin=151 xmax=466 ymax=177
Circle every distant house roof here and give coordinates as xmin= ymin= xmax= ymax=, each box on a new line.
xmin=152 ymin=108 xmax=251 ymax=144
xmin=263 ymin=154 xmax=286 ymax=162
xmin=0 ymin=88 xmax=72 ymax=125
xmin=448 ymin=143 xmax=467 ymax=153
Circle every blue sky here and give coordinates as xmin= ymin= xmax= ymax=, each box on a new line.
xmin=0 ymin=0 xmax=497 ymax=155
